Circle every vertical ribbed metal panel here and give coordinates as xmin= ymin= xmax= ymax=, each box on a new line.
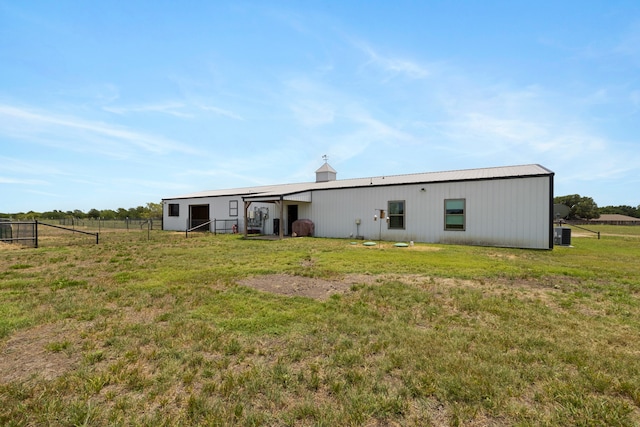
xmin=308 ymin=175 xmax=550 ymax=249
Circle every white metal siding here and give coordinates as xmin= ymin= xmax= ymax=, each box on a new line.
xmin=308 ymin=176 xmax=550 ymax=249
xmin=284 ymin=192 xmax=312 ymax=203
xmin=163 ymin=174 xmax=551 ymax=249
xmin=163 ymin=197 xmax=273 ymax=233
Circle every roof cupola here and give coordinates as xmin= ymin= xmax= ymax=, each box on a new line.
xmin=315 ymin=155 xmax=337 ymax=183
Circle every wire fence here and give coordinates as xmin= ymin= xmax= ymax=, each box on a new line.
xmin=0 ymin=220 xmax=98 ymax=248
xmin=213 ymin=219 xmax=238 ymax=235
xmin=0 ymin=218 xmax=163 ymax=248
xmin=185 ymin=218 xmax=239 ymax=237
xmin=40 ymin=218 xmax=163 ymax=231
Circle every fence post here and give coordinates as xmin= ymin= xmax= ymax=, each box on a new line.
xmin=35 ymin=219 xmax=39 ymax=249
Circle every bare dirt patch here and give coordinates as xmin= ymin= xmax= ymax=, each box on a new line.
xmin=0 ymin=320 xmax=86 ymax=383
xmin=238 ymin=273 xmax=487 ymax=301
xmin=237 ymin=273 xmax=567 ymax=306
xmin=347 ymin=242 xmax=442 ymax=251
xmin=238 ymin=273 xmax=381 ymax=300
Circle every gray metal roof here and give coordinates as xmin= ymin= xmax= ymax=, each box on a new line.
xmin=592 ymin=214 xmax=639 ymax=222
xmin=315 ymin=162 xmax=337 ymax=173
xmin=163 ymin=164 xmax=553 ymax=201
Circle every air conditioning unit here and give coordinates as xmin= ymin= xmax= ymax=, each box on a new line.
xmin=554 ymin=227 xmax=571 ymax=246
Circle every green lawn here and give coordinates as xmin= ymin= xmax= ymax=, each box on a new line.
xmin=1 ymin=226 xmax=639 ymax=426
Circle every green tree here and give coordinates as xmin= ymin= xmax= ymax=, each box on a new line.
xmin=87 ymin=209 xmax=101 ymax=219
xmin=554 ymin=194 xmax=599 ymax=220
xmin=41 ymin=210 xmax=65 ymax=220
xmin=15 ymin=211 xmax=35 ymax=220
xmin=72 ymin=209 xmax=86 ymax=219
xmin=100 ymin=209 xmax=117 ymax=220
xmin=127 ymin=206 xmax=145 ymax=219
xmin=599 ymin=205 xmax=639 ymax=218
xmin=144 ymin=202 xmax=163 ymax=219
xmin=116 ymin=208 xmax=128 ymax=220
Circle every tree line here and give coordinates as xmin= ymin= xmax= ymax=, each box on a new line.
xmin=1 ymin=202 xmax=163 ymax=221
xmin=554 ymin=194 xmax=640 ymax=220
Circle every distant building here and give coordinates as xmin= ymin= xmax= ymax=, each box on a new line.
xmin=587 ymin=214 xmax=640 ymax=226
xmin=162 ymin=163 xmax=555 ymax=249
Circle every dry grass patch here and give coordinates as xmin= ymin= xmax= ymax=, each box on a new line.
xmin=0 ymin=242 xmax=24 ymax=251
xmin=0 ymin=320 xmax=88 ymax=383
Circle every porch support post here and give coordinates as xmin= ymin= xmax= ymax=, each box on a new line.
xmin=279 ymin=196 xmax=284 ymax=239
xmin=243 ymin=201 xmax=251 ymax=237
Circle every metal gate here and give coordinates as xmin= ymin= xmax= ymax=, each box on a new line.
xmin=0 ymin=220 xmax=37 ymax=247
xmin=0 ymin=220 xmax=99 ymax=248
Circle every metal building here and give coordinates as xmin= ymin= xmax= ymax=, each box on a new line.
xmin=162 ymin=163 xmax=555 ymax=249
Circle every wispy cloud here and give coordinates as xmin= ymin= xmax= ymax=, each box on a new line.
xmin=110 ymin=177 xmax=191 ymax=192
xmin=614 ymin=21 xmax=640 ymax=59
xmin=631 ymin=90 xmax=640 ymax=107
xmin=0 ymin=155 xmax=66 ymax=176
xmin=198 ymin=104 xmax=244 ymax=120
xmin=103 ymin=99 xmax=245 ymax=121
xmin=302 ymin=108 xmax=418 ymax=169
xmin=446 ymin=113 xmax=548 ymax=146
xmin=0 ymin=104 xmax=198 ymax=156
xmin=290 ymin=101 xmax=335 ymax=126
xmin=179 ymin=167 xmax=263 ymax=182
xmin=0 ymin=176 xmax=48 ymax=185
xmin=284 ymin=75 xmax=415 ymax=145
xmin=348 ymin=109 xmax=416 ymax=145
xmin=435 ymin=87 xmax=640 ymax=190
xmin=103 ymin=102 xmax=192 ymax=118
xmin=353 ymin=41 xmax=430 ymax=80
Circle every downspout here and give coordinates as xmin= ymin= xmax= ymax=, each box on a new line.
xmin=161 ymin=201 xmax=166 ymax=231
xmin=548 ymin=172 xmax=555 ymax=250
xmin=244 ymin=201 xmax=251 ymax=238
xmin=279 ymin=196 xmax=284 ymax=239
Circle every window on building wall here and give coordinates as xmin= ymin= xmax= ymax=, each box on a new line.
xmin=168 ymin=203 xmax=179 ymax=217
xmin=388 ymin=200 xmax=405 ymax=229
xmin=444 ymin=199 xmax=465 ymax=230
xmin=229 ymin=200 xmax=238 ymax=217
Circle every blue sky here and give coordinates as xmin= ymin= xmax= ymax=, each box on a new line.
xmin=1 ymin=1 xmax=639 ymax=213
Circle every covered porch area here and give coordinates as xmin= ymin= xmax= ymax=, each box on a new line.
xmin=242 ymin=191 xmax=312 ymax=239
